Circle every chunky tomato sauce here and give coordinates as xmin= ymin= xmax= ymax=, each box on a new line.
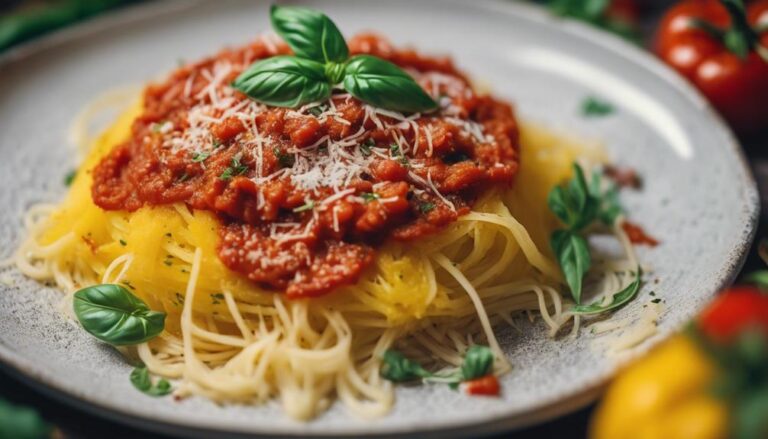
xmin=91 ymin=34 xmax=521 ymax=298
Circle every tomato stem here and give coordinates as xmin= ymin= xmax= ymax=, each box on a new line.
xmin=721 ymin=0 xmax=759 ymax=58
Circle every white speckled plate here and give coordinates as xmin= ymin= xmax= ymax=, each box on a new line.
xmin=0 ymin=0 xmax=758 ymax=437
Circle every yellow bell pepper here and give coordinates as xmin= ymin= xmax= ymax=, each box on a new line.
xmin=590 ymin=335 xmax=728 ymax=439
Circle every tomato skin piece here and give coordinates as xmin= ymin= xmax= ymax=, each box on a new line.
xmin=463 ymin=375 xmax=500 ymax=397
xmin=621 ymin=221 xmax=659 ymax=247
xmin=697 ymin=285 xmax=768 ymax=343
xmin=654 ymin=0 xmax=768 ymax=136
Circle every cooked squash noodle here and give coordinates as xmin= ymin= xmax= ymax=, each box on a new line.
xmin=10 ymin=97 xmax=640 ymax=420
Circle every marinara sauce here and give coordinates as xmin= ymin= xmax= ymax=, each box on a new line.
xmin=91 ymin=34 xmax=521 ymax=298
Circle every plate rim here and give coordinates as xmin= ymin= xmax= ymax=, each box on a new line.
xmin=0 ymin=0 xmax=759 ymax=437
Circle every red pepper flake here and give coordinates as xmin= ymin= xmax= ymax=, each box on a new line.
xmin=81 ymin=235 xmax=98 ymax=253
xmin=621 ymin=221 xmax=659 ymax=247
xmin=462 ymin=375 xmax=500 ymax=397
xmin=604 ymin=165 xmax=642 ymax=189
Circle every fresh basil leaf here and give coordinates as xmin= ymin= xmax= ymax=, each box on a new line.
xmin=0 ymin=398 xmax=51 ymax=439
xmin=380 ymin=350 xmax=433 ymax=382
xmin=232 ymin=56 xmax=331 ymax=108
xmin=460 ymin=345 xmax=494 ymax=381
xmin=343 ymin=55 xmax=437 ymax=113
xmin=130 ymin=366 xmax=173 ymax=397
xmin=572 ymin=268 xmax=641 ymax=314
xmin=551 ymin=230 xmax=591 ymax=304
xmin=599 ymin=186 xmax=622 ymax=226
xmin=73 ymin=284 xmax=166 ymax=346
xmin=590 ymin=170 xmax=622 ymax=226
xmin=548 ymin=164 xmax=598 ymax=231
xmin=270 ymin=5 xmax=349 ymax=63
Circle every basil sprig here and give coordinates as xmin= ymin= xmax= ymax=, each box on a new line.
xmin=548 ymin=164 xmax=630 ymax=308
xmin=73 ymin=284 xmax=166 ymax=346
xmin=130 ymin=365 xmax=173 ymax=397
xmin=233 ymin=5 xmax=437 ymax=112
xmin=270 ymin=5 xmax=348 ymax=63
xmin=460 ymin=345 xmax=496 ymax=381
xmin=381 ymin=345 xmax=495 ymax=387
xmin=572 ymin=268 xmax=641 ymax=315
xmin=380 ymin=350 xmax=433 ymax=382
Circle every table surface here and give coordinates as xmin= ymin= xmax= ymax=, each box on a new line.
xmin=1 ymin=2 xmax=766 ymax=438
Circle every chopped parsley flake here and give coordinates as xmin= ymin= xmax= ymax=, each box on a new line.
xmin=581 ymin=96 xmax=614 ymax=117
xmin=419 ymin=201 xmax=436 ymax=214
xmin=651 ymin=298 xmax=662 ymax=304
xmin=151 ymin=121 xmax=169 ymax=133
xmin=119 ymin=239 xmax=127 ymax=246
xmin=64 ymin=170 xmax=77 ymax=187
xmin=191 ymin=151 xmax=210 ymax=163
xmin=307 ymin=104 xmax=327 ymax=117
xmin=273 ymin=147 xmax=295 ymax=168
xmin=361 ymin=192 xmax=379 ymax=203
xmin=360 ymin=138 xmax=374 ymax=157
xmin=220 ymin=154 xmax=248 ymax=180
xmin=293 ymin=200 xmax=315 ymax=213
xmin=390 ymin=143 xmax=409 ymax=166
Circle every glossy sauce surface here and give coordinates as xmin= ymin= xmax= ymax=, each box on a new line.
xmin=91 ymin=34 xmax=521 ymax=297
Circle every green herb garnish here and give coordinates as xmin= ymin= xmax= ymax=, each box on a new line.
xmin=390 ymin=143 xmax=409 ymax=166
xmin=119 ymin=239 xmax=127 ymax=246
xmin=273 ymin=147 xmax=295 ymax=168
xmin=581 ymin=96 xmax=615 ymax=117
xmin=64 ymin=169 xmax=77 ymax=187
xmin=419 ymin=201 xmax=436 ymax=214
xmin=73 ymin=284 xmax=166 ymax=346
xmin=381 ymin=345 xmax=495 ymax=387
xmin=307 ymin=104 xmax=327 ymax=116
xmin=219 ymin=154 xmax=249 ymax=180
xmin=548 ymin=163 xmax=640 ymax=312
xmin=191 ymin=151 xmax=210 ymax=162
xmin=130 ymin=365 xmax=172 ymax=397
xmin=293 ymin=200 xmax=315 ymax=213
xmin=232 ymin=5 xmax=436 ymax=112
xmin=360 ymin=138 xmax=374 ymax=157
xmin=572 ymin=269 xmax=642 ymax=315
xmin=361 ymin=192 xmax=379 ymax=203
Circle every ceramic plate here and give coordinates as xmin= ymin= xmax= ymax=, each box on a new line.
xmin=0 ymin=0 xmax=758 ymax=437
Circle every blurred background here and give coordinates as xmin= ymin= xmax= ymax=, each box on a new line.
xmin=1 ymin=1 xmax=767 ymax=438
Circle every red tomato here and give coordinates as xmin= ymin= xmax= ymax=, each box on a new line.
xmin=655 ymin=0 xmax=768 ymax=136
xmin=697 ymin=285 xmax=768 ymax=343
xmin=462 ymin=375 xmax=500 ymax=397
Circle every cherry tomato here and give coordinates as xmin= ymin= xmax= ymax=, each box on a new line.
xmin=697 ymin=285 xmax=768 ymax=343
xmin=462 ymin=375 xmax=500 ymax=396
xmin=655 ymin=0 xmax=768 ymax=136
